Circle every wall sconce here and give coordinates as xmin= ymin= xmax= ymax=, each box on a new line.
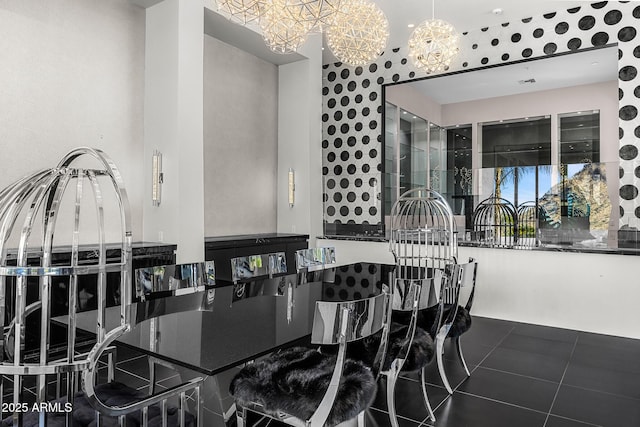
xmin=288 ymin=168 xmax=295 ymax=208
xmin=152 ymin=150 xmax=163 ymax=206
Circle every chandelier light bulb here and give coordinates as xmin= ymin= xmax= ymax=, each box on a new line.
xmin=326 ymin=0 xmax=389 ymax=67
xmin=216 ymin=0 xmax=268 ymax=24
xmin=408 ymin=19 xmax=460 ymax=74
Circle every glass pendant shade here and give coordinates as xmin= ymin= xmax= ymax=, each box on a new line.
xmin=326 ymin=0 xmax=389 ymax=66
xmin=408 ymin=19 xmax=460 ymax=73
xmin=216 ymin=0 xmax=268 ymax=24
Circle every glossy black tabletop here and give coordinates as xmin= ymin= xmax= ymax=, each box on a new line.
xmin=68 ymin=262 xmax=395 ymax=376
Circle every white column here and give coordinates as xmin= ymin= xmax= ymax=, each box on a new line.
xmin=143 ymin=0 xmax=205 ymax=263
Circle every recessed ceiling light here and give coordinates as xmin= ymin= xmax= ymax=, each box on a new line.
xmin=591 ymin=62 xmax=599 ymax=66
xmin=402 ymin=111 xmax=407 ymax=114
xmin=492 ymin=8 xmax=503 ymax=15
xmin=408 ymin=23 xmax=415 ymax=28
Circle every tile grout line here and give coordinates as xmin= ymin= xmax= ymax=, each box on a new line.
xmin=454 ymin=389 xmax=549 ymax=416
xmin=548 ymin=413 xmax=603 ymax=427
xmin=561 ymin=382 xmax=640 ymax=403
xmin=542 ymin=334 xmax=579 ymax=427
xmin=420 ymin=324 xmax=520 ymax=423
xmin=369 ymin=406 xmax=429 ymax=426
xmin=471 ymin=365 xmax=561 ymax=385
xmin=466 ymin=324 xmax=517 ymax=378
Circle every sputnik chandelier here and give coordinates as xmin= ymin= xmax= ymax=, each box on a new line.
xmin=326 ymin=0 xmax=389 ymax=66
xmin=217 ymin=0 xmax=267 ymax=24
xmin=260 ymin=0 xmax=314 ymax=54
xmin=408 ymin=1 xmax=460 ymax=73
xmin=216 ymin=0 xmax=388 ymax=65
xmin=216 ymin=0 xmax=458 ymax=70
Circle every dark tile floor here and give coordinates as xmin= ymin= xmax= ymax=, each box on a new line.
xmin=4 ymin=317 xmax=638 ymax=427
xmin=228 ymin=317 xmax=640 ymax=427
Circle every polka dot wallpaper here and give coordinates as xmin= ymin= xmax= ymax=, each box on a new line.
xmin=322 ymin=1 xmax=640 ymax=234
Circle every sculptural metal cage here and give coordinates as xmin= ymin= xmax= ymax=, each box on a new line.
xmin=0 ymin=148 xmax=202 ymax=426
xmin=389 ymin=188 xmax=458 ymax=275
xmin=516 ymin=201 xmax=539 ymax=248
xmin=471 ymin=196 xmax=517 ymax=248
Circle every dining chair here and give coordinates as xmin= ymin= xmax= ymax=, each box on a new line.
xmin=387 ymin=187 xmax=462 ymax=398
xmin=0 ymin=148 xmax=207 ymax=426
xmin=229 ymin=289 xmax=391 ymax=427
xmin=418 ymin=258 xmax=477 ymax=394
xmin=379 ymin=273 xmax=442 ymax=425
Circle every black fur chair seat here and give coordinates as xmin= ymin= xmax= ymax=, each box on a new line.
xmin=348 ymin=322 xmax=435 ymax=373
xmin=419 ymin=304 xmax=472 ymax=338
xmin=1 ymin=382 xmax=195 ymax=427
xmin=229 ymin=347 xmax=377 ymax=427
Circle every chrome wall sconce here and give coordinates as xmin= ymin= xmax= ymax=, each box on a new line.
xmin=288 ymin=168 xmax=295 ymax=207
xmin=152 ymin=150 xmax=163 ymax=206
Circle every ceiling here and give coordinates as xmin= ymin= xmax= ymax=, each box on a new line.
xmin=204 ymin=7 xmax=305 ymax=66
xmin=396 ymin=46 xmax=618 ymax=105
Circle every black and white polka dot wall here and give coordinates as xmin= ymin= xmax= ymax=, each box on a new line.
xmin=322 ymin=1 xmax=640 ymax=232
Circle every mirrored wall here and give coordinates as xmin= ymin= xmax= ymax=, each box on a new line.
xmin=364 ymin=47 xmax=617 ymax=248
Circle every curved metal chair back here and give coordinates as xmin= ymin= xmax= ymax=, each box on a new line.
xmin=0 ymin=148 xmax=132 ymax=425
xmin=0 ymin=148 xmax=203 ymax=426
xmin=386 ymin=188 xmax=457 ymax=425
xmin=389 ymin=188 xmax=458 ymax=273
xmin=472 ymin=196 xmax=517 ymax=248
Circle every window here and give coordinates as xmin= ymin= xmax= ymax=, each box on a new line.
xmin=384 ymin=103 xmax=430 ymax=215
xmin=481 ymin=116 xmax=551 ymax=168
xmin=559 ymin=110 xmax=600 ymax=165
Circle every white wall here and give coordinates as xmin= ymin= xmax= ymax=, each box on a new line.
xmin=385 ymin=83 xmax=443 ymax=125
xmin=0 ymin=0 xmax=145 ymax=240
xmin=277 ymin=34 xmax=324 ymax=245
xmin=203 ymin=35 xmax=279 ymax=236
xmin=318 ymin=239 xmax=640 ymax=339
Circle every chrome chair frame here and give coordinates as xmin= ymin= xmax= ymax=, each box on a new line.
xmin=449 ymin=259 xmax=478 ymax=380
xmin=381 ymin=273 xmax=442 ymax=425
xmin=429 ymin=261 xmax=472 ymax=394
xmin=0 ymin=148 xmax=206 ymax=426
xmin=388 ymin=188 xmax=460 ymax=404
xmin=234 ymin=289 xmax=391 ymax=427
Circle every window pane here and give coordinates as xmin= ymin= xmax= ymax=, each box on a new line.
xmin=447 ymin=125 xmax=472 ymax=217
xmin=559 ymin=110 xmax=600 ymax=164
xmin=481 ymin=116 xmax=551 ymax=168
xmin=384 ymin=102 xmax=397 ymax=216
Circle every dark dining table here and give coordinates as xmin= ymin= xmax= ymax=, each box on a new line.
xmin=63 ymin=262 xmax=396 ymax=425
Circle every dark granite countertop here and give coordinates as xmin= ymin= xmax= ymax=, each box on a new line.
xmin=205 ymin=233 xmax=309 ymax=242
xmin=319 ymin=235 xmax=640 ymax=256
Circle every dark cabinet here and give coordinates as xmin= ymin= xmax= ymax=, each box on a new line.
xmin=205 ymin=234 xmax=309 ymax=281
